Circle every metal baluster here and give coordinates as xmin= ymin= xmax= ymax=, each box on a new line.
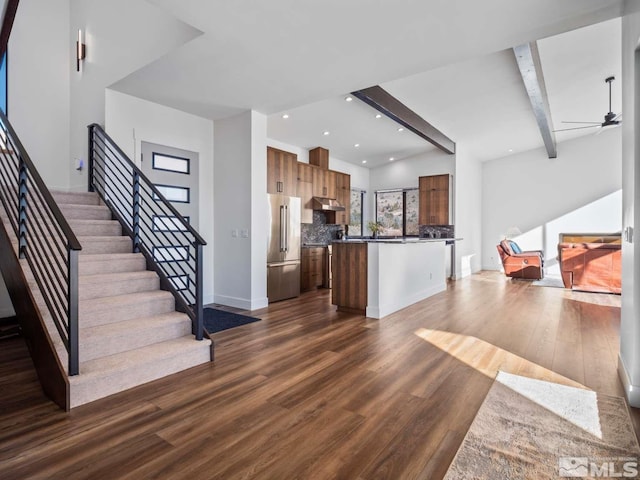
xmin=132 ymin=171 xmax=140 ymax=253
xmin=18 ymin=156 xmax=27 ymax=258
xmin=68 ymin=248 xmax=79 ymax=375
xmin=195 ymin=241 xmax=204 ymax=341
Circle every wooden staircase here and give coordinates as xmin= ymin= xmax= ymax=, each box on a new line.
xmin=8 ymin=190 xmax=212 ymax=408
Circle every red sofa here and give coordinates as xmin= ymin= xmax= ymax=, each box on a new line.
xmin=558 ymin=239 xmax=621 ymax=294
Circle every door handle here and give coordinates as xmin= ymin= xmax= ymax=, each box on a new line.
xmin=284 ymin=205 xmax=289 ymax=252
xmin=280 ymin=205 xmax=285 ymax=252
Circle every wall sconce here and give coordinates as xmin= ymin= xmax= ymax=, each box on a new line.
xmin=76 ymin=29 xmax=86 ymax=72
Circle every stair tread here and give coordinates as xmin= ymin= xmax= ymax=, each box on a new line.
xmin=80 ymin=290 xmax=173 ymax=310
xmin=81 ymin=311 xmax=189 ymax=336
xmin=79 ymin=270 xmax=157 ymax=283
xmin=79 ymin=253 xmax=145 ymax=262
xmin=77 ymin=235 xmax=129 ymax=240
xmin=70 ymin=336 xmax=210 ymax=379
xmin=68 ymin=219 xmax=119 ymax=225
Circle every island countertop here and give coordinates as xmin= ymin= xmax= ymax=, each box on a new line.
xmin=332 ymin=237 xmax=462 ymax=244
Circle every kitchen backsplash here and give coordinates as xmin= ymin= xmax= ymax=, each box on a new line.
xmin=419 ymin=225 xmax=454 ymax=239
xmin=302 ymin=211 xmax=342 ymax=245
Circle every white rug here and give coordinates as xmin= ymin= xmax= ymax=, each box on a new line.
xmin=444 ymin=371 xmax=640 ymax=479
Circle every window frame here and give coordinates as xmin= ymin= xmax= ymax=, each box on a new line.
xmin=374 ymin=188 xmax=420 ymax=238
xmin=348 ymin=188 xmax=365 ymax=238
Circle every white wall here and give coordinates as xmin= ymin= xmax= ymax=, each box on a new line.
xmin=454 ymin=143 xmax=483 ymax=277
xmin=619 ymin=0 xmax=640 ymax=407
xmin=69 ymin=0 xmax=200 ymax=191
xmin=9 ymin=0 xmax=71 ymax=189
xmin=482 ymin=128 xmax=622 ymax=275
xmin=214 ymin=111 xmax=268 ymax=310
xmin=368 ymin=149 xmax=455 ymax=233
xmin=104 ymin=89 xmax=215 ymax=304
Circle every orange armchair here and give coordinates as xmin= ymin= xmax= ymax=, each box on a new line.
xmin=496 ymin=240 xmax=544 ymax=280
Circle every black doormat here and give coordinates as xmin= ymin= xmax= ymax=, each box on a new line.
xmin=203 ymin=308 xmax=261 ymax=334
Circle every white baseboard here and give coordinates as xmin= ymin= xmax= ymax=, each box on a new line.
xmin=213 ymin=294 xmax=267 ymax=312
xmin=618 ymin=354 xmax=640 ymax=407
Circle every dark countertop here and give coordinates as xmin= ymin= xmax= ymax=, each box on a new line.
xmin=302 ymin=243 xmax=329 ymax=248
xmin=332 ymin=237 xmax=462 ymax=244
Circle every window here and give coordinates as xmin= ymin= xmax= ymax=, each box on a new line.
xmin=153 ymin=184 xmax=190 ymax=203
xmin=349 ymin=189 xmax=364 ymax=237
xmin=152 ymin=153 xmax=190 ymax=174
xmin=0 ymin=51 xmax=6 ymax=115
xmin=375 ymin=188 xmax=419 ymax=237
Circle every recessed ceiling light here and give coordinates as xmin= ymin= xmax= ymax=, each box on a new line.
xmin=397 ymin=127 xmax=404 ymax=132
xmin=389 ymin=157 xmax=395 ymax=161
xmin=362 ymin=160 xmax=367 ymax=164
xmin=282 ymin=113 xmax=289 ymax=119
xmin=345 ymin=96 xmax=353 ymax=102
xmin=323 ymin=131 xmax=330 ymax=136
xmin=354 ymin=143 xmax=360 ymax=148
xmin=375 ymin=114 xmax=382 ymax=119
xmin=508 ymin=149 xmax=513 ymax=152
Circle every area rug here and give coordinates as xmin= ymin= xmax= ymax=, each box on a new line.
xmin=444 ymin=371 xmax=640 ymax=479
xmin=203 ymin=308 xmax=261 ymax=334
xmin=532 ymin=275 xmax=565 ymax=288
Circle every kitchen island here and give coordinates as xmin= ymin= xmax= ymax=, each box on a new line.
xmin=332 ymin=238 xmax=459 ymax=319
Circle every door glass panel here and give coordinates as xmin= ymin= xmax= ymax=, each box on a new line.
xmin=152 ymin=153 xmax=190 ymax=174
xmin=154 ymin=184 xmax=190 ymax=203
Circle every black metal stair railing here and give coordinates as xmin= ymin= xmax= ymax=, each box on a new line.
xmin=0 ymin=109 xmax=82 ymax=375
xmin=87 ymin=124 xmax=206 ymax=340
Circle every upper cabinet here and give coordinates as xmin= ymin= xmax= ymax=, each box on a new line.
xmin=309 ymin=147 xmax=329 ymax=170
xmin=419 ymin=174 xmax=450 ymax=225
xmin=335 ymin=172 xmax=351 ymax=225
xmin=312 ymin=167 xmax=336 ymax=198
xmin=267 ymin=146 xmax=298 ymax=195
xmin=297 ymin=162 xmax=314 ymax=224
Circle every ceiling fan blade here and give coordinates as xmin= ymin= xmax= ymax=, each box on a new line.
xmin=553 ymin=125 xmax=600 ymax=132
xmin=561 ymin=121 xmax=601 ymax=124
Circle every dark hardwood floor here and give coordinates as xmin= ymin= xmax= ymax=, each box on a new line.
xmin=0 ymin=271 xmax=636 ymax=479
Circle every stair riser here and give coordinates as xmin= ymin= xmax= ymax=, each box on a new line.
xmin=79 ymin=277 xmax=159 ymax=301
xmin=69 ymin=345 xmax=210 ymax=408
xmin=80 ymin=321 xmax=192 ymax=362
xmin=60 ymin=206 xmax=112 ymax=220
xmin=71 ymin=223 xmax=122 ymax=236
xmin=79 ymin=257 xmax=147 ymax=275
xmin=52 ymin=192 xmax=101 ymax=206
xmin=80 ymin=297 xmax=175 ymax=328
xmin=79 ymin=239 xmax=132 ymax=255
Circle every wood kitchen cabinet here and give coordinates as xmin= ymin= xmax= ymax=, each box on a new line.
xmin=335 ymin=172 xmax=350 ymax=225
xmin=301 ymin=247 xmax=325 ymax=291
xmin=419 ymin=174 xmax=450 ymax=225
xmin=267 ymin=146 xmax=298 ymax=195
xmin=297 ymin=162 xmax=314 ymax=224
xmin=309 ymin=147 xmax=329 ymax=170
xmin=312 ymin=167 xmax=336 ymax=199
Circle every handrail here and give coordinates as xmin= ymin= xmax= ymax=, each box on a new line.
xmin=0 ymin=0 xmax=19 ymax=60
xmin=87 ymin=124 xmax=206 ymax=340
xmin=0 ymin=109 xmax=81 ymax=375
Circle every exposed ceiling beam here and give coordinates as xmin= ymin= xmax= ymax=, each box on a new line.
xmin=513 ymin=41 xmax=557 ymax=159
xmin=351 ymin=86 xmax=456 ymax=155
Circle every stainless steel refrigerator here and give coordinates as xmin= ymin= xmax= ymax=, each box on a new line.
xmin=267 ymin=194 xmax=301 ymax=302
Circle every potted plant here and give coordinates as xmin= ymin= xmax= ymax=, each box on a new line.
xmin=367 ymin=221 xmax=384 ymax=239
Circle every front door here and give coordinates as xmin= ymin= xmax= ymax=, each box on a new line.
xmin=140 ymin=141 xmax=199 ymax=230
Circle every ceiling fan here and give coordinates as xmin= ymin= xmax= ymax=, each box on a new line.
xmin=554 ymin=76 xmax=621 ymax=134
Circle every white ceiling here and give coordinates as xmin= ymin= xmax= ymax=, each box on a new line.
xmin=111 ymin=0 xmax=625 ymax=167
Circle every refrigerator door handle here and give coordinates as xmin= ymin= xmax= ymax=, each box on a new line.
xmin=279 ymin=205 xmax=285 ymax=252
xmin=284 ymin=205 xmax=289 ymax=252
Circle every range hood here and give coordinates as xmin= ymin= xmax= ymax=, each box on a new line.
xmin=312 ymin=197 xmax=346 ymax=212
